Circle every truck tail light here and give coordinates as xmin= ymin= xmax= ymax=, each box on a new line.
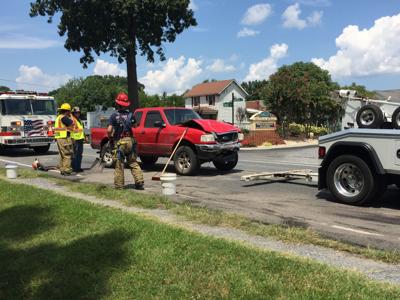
xmin=238 ymin=133 xmax=244 ymax=141
xmin=318 ymin=146 xmax=326 ymax=159
xmin=200 ymin=134 xmax=215 ymax=143
xmin=11 ymin=121 xmax=22 ymax=126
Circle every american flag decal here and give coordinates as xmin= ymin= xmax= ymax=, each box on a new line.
xmin=24 ymin=119 xmax=44 ymax=137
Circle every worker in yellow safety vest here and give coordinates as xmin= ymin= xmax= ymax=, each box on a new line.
xmin=71 ymin=106 xmax=85 ymax=173
xmin=54 ymin=103 xmax=75 ymax=175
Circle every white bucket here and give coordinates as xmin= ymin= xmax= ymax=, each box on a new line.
xmin=5 ymin=164 xmax=18 ymax=179
xmin=160 ymin=172 xmax=177 ymax=195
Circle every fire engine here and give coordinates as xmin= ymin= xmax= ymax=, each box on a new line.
xmin=0 ymin=90 xmax=57 ymax=154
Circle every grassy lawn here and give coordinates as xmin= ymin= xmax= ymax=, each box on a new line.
xmin=1 ymin=167 xmax=399 ymax=264
xmin=55 ymin=175 xmax=400 ymax=264
xmin=1 ymin=179 xmax=400 ymax=299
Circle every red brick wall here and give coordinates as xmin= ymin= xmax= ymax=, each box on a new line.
xmin=243 ymin=130 xmax=284 ymax=146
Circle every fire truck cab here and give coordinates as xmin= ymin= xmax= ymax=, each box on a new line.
xmin=0 ymin=91 xmax=57 ymax=154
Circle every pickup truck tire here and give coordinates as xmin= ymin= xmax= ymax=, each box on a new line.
xmin=326 ymin=154 xmax=382 ymax=205
xmin=174 ymin=146 xmax=199 ymax=175
xmin=356 ymin=105 xmax=383 ymax=129
xmin=100 ymin=144 xmax=115 ymax=168
xmin=32 ymin=144 xmax=51 ymax=154
xmin=213 ymin=152 xmax=238 ymax=171
xmin=392 ymin=107 xmax=400 ymax=129
xmin=140 ymin=156 xmax=158 ymax=166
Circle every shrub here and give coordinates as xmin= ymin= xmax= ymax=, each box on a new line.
xmin=288 ymin=123 xmax=305 ymax=137
xmin=310 ymin=125 xmax=329 ymax=137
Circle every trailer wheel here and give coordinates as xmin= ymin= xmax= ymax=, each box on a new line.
xmin=356 ymin=105 xmax=383 ymax=128
xmin=391 ymin=107 xmax=400 ymax=129
xmin=326 ymin=155 xmax=382 ymax=205
xmin=174 ymin=146 xmax=199 ymax=175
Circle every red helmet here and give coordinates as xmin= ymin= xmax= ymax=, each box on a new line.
xmin=115 ymin=92 xmax=130 ymax=107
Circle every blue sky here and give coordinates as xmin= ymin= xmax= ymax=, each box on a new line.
xmin=1 ymin=0 xmax=400 ymax=94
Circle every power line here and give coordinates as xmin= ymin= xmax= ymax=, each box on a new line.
xmin=0 ymin=78 xmax=58 ymax=89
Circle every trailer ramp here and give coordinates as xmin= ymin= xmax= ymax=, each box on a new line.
xmin=241 ymin=169 xmax=318 ymax=183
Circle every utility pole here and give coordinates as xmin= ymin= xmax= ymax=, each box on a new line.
xmin=231 ymin=93 xmax=234 ymax=125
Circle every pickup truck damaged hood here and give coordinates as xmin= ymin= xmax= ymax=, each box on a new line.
xmin=183 ymin=119 xmax=239 ymax=133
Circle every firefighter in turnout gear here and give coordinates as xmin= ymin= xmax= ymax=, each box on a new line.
xmin=54 ymin=103 xmax=75 ymax=175
xmin=71 ymin=106 xmax=85 ymax=172
xmin=107 ymin=93 xmax=144 ymax=190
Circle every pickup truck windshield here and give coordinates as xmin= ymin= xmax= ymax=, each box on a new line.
xmin=164 ymin=109 xmax=201 ymax=125
xmin=0 ymin=99 xmax=56 ymax=115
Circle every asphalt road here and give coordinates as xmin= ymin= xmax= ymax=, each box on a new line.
xmin=1 ymin=144 xmax=400 ymax=250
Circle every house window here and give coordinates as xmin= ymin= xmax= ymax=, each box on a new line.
xmin=192 ymin=96 xmax=200 ymax=107
xmin=207 ymin=95 xmax=215 ymax=106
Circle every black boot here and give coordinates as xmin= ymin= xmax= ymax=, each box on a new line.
xmin=135 ymin=182 xmax=144 ymax=190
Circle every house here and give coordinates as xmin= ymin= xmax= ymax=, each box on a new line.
xmin=184 ymin=79 xmax=248 ymax=125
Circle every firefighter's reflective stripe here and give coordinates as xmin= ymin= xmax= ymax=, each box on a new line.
xmin=54 ymin=115 xmax=73 ymax=139
xmin=71 ymin=116 xmax=85 ymax=140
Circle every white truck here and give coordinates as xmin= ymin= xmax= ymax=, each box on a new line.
xmin=318 ymin=128 xmax=400 ymax=205
xmin=0 ymin=91 xmax=57 ymax=154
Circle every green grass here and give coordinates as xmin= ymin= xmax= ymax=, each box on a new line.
xmin=1 ymin=179 xmax=399 ymax=299
xmin=4 ymin=168 xmax=400 ymax=264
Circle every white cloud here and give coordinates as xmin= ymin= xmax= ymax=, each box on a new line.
xmin=93 ymin=59 xmax=126 ymax=76
xmin=237 ymin=27 xmax=260 ymax=38
xmin=307 ymin=11 xmax=323 ymax=26
xmin=244 ymin=43 xmax=288 ymax=81
xmin=282 ymin=3 xmax=322 ymax=29
xmin=242 ymin=4 xmax=272 ymax=25
xmin=140 ymin=56 xmax=203 ymax=95
xmin=312 ymin=13 xmax=400 ymax=77
xmin=206 ymin=59 xmax=236 ymax=73
xmin=0 ymin=34 xmax=60 ymax=49
xmin=16 ymin=65 xmax=71 ymax=91
xmin=189 ymin=0 xmax=198 ymax=11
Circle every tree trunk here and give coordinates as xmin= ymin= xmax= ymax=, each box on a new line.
xmin=127 ymin=37 xmax=139 ymax=112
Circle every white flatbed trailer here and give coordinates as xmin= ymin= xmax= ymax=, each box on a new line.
xmin=241 ymin=169 xmax=318 ymax=183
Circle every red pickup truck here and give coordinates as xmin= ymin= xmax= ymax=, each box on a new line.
xmin=90 ymin=107 xmax=243 ymax=175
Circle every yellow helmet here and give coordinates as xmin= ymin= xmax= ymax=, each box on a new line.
xmin=58 ymin=103 xmax=71 ymax=111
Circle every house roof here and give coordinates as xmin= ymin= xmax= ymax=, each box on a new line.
xmin=184 ymin=80 xmax=235 ymax=97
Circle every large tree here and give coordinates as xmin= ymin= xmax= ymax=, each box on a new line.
xmin=241 ymin=80 xmax=267 ymax=101
xmin=30 ymin=0 xmax=196 ymax=111
xmin=0 ymin=86 xmax=11 ymax=92
xmin=261 ymin=62 xmax=341 ymax=131
xmin=50 ymin=75 xmax=130 ymax=112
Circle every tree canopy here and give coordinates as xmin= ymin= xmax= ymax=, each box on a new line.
xmin=50 ymin=75 xmax=184 ymax=113
xmin=30 ymin=0 xmax=196 ymax=111
xmin=241 ymin=80 xmax=267 ymax=101
xmin=261 ymin=62 xmax=341 ymax=128
xmin=0 ymin=86 xmax=11 ymax=92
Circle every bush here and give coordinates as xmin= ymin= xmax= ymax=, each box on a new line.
xmin=261 ymin=142 xmax=272 ymax=147
xmin=310 ymin=125 xmax=329 ymax=137
xmin=288 ymin=123 xmax=305 ymax=137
